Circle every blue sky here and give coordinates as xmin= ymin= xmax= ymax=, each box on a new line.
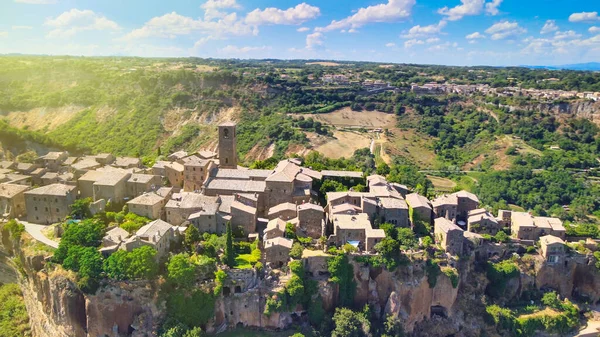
xmin=1 ymin=0 xmax=600 ymax=66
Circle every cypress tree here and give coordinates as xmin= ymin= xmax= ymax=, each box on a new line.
xmin=225 ymin=222 xmax=235 ymax=267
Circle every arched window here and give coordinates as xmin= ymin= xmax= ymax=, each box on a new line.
xmin=223 ymin=128 xmax=229 ymax=139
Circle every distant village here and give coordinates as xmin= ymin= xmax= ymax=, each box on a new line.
xmin=0 ymin=121 xmax=574 ymax=271
xmin=293 ymin=71 xmax=600 ymax=102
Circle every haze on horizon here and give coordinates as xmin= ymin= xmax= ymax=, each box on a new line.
xmin=1 ymin=0 xmax=600 ymax=67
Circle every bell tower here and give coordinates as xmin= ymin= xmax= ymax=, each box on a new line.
xmin=218 ymin=122 xmax=237 ymax=169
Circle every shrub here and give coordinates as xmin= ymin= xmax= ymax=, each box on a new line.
xmin=3 ymin=220 xmax=24 ymax=241
xmin=486 ymin=260 xmax=519 ymax=299
xmin=289 ymin=242 xmax=304 ymax=259
xmin=442 ymin=268 xmax=459 ymax=288
xmin=425 ymin=260 xmax=441 ymax=288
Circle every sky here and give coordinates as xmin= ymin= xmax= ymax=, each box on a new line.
xmin=1 ymin=0 xmax=600 ymax=66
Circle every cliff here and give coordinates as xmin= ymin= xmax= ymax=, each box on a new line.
xmin=2 ymin=229 xmax=162 ymax=337
xmin=500 ymin=100 xmax=600 ymax=125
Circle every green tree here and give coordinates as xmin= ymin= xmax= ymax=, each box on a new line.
xmin=3 ymin=219 xmax=24 ymax=241
xmin=126 ymin=246 xmax=158 ymax=279
xmin=331 ymin=307 xmax=371 ymax=337
xmin=289 ymin=242 xmax=304 ymax=259
xmin=70 ymin=198 xmax=92 ymax=219
xmin=54 ymin=219 xmax=105 ymax=263
xmin=328 ymin=254 xmax=356 ymax=307
xmin=167 ymin=254 xmax=197 ymax=289
xmin=185 ymin=226 xmax=201 ymax=252
xmin=224 ymin=222 xmax=235 ymax=267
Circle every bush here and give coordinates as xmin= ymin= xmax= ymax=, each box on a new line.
xmin=3 ymin=220 xmax=24 ymax=241
xmin=442 ymin=268 xmax=459 ymax=288
xmin=425 ymin=260 xmax=441 ymax=288
xmin=486 ymin=260 xmax=519 ymax=299
xmin=0 ymin=283 xmax=31 ymax=337
xmin=289 ymin=242 xmax=304 ymax=259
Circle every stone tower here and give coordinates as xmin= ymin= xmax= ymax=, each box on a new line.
xmin=218 ymin=122 xmax=237 ymax=169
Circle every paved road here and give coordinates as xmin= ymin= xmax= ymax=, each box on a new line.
xmin=18 ymin=220 xmax=59 ymax=249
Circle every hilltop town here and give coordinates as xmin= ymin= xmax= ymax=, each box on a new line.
xmin=2 ymin=119 xmax=597 ymax=337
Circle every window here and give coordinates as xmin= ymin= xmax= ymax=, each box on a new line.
xmin=45 ymin=207 xmax=48 ymax=212
xmin=223 ymin=128 xmax=229 ymax=138
xmin=34 ymin=207 xmax=38 ymax=211
xmin=547 ymin=255 xmax=559 ymax=263
xmin=56 ymin=208 xmax=59 ymax=212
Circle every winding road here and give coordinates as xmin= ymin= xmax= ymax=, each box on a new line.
xmin=18 ymin=220 xmax=59 ymax=249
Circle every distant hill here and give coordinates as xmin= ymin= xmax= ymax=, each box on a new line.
xmin=524 ymin=62 xmax=600 ymax=71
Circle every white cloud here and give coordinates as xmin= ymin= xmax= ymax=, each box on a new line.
xmin=466 ymin=31 xmax=486 ymax=39
xmin=45 ymin=9 xmax=120 ymax=38
xmin=438 ymin=0 xmax=502 ymax=21
xmin=485 ymin=0 xmax=502 ymax=15
xmin=193 ymin=36 xmax=219 ymax=49
xmin=590 ymin=26 xmax=600 ymax=34
xmin=485 ymin=21 xmax=526 ymax=40
xmin=219 ymin=45 xmax=270 ymax=54
xmin=404 ymin=39 xmax=424 ymax=48
xmin=245 ymin=3 xmax=320 ymax=26
xmin=306 ymin=32 xmax=324 ymax=49
xmin=385 ymin=42 xmax=396 ymax=47
xmin=401 ymin=20 xmax=446 ymax=38
xmin=0 ymin=32 xmax=8 ymax=37
xmin=122 ymin=12 xmax=257 ymax=40
xmin=201 ymin=0 xmax=240 ymax=10
xmin=521 ymin=33 xmax=600 ymax=56
xmin=569 ymin=12 xmax=599 ymax=23
xmin=297 ymin=27 xmax=310 ymax=32
xmin=14 ymin=0 xmax=56 ymax=4
xmin=426 ymin=37 xmax=440 ymax=43
xmin=12 ymin=25 xmax=33 ymax=30
xmin=317 ymin=0 xmax=415 ymax=32
xmin=540 ymin=20 xmax=558 ymax=34
xmin=554 ymin=30 xmax=581 ymax=40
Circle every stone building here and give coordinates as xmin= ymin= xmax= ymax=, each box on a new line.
xmin=378 ymin=197 xmax=409 ymax=227
xmin=467 ymin=208 xmax=502 ymax=235
xmin=102 ymin=227 xmax=130 ymax=248
xmin=93 ymin=171 xmax=131 ymax=204
xmin=218 ymin=122 xmax=237 ymax=169
xmin=510 ymin=212 xmax=566 ymax=241
xmin=264 ymin=236 xmax=293 ymax=267
xmin=25 ymin=184 xmax=77 ymax=224
xmin=296 ymin=203 xmax=324 ymax=239
xmin=264 ymin=218 xmax=287 ymax=241
xmin=230 ymin=200 xmax=257 ymax=235
xmin=127 ymin=174 xmax=162 ymax=197
xmin=127 ymin=192 xmax=167 ymax=220
xmin=539 ymin=235 xmax=566 ymax=264
xmin=164 ymin=162 xmax=184 ymax=188
xmin=0 ymin=183 xmax=29 ymax=219
xmin=165 ymin=193 xmax=220 ymax=226
xmin=432 ymin=195 xmax=458 ymax=221
xmin=328 ymin=213 xmax=385 ymax=252
xmin=434 ymin=217 xmax=464 ymax=256
xmin=78 ymin=170 xmax=106 ymax=200
xmin=37 ymin=151 xmax=68 ymax=171
xmin=405 ymin=193 xmax=432 ymax=224
xmin=122 ymin=219 xmax=175 ymax=259
xmin=94 ymin=153 xmax=115 ymax=165
xmin=182 ymin=155 xmax=212 ymax=192
xmin=432 ymin=190 xmax=479 ymax=221
xmin=113 ymin=157 xmax=141 ymax=169
xmin=267 ymin=202 xmax=297 ymax=221
xmin=15 ymin=163 xmax=38 ymax=175
xmin=41 ymin=172 xmax=74 ymax=186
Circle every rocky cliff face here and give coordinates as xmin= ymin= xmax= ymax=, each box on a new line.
xmin=2 ymin=228 xmax=162 ymax=337
xmin=501 ymin=100 xmax=600 ymax=124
